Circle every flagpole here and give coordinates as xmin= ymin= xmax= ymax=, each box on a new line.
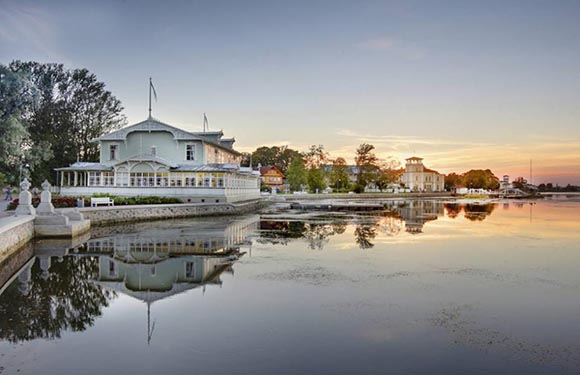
xmin=148 ymin=77 xmax=152 ymax=118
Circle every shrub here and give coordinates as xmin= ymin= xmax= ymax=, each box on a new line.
xmin=6 ymin=195 xmax=182 ymax=210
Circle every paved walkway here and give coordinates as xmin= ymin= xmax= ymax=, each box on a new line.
xmin=0 ymin=200 xmax=13 ymax=218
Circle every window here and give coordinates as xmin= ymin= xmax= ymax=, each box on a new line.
xmin=109 ymin=144 xmax=118 ymax=160
xmin=151 ymin=146 xmax=157 ymax=157
xmin=186 ymin=262 xmax=195 ymax=278
xmin=109 ymin=260 xmax=116 ymax=277
xmin=186 ymin=144 xmax=196 ymax=161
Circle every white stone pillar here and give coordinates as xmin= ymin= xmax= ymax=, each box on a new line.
xmin=36 ymin=180 xmax=55 ymax=216
xmin=15 ymin=179 xmax=36 ymax=216
xmin=74 ymin=171 xmax=78 ymax=186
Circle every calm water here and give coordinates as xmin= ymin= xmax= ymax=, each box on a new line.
xmin=1 ymin=199 xmax=580 ymax=374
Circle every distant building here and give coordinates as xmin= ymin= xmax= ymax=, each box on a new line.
xmin=400 ymin=157 xmax=445 ymax=192
xmin=500 ymin=175 xmax=512 ymax=190
xmin=259 ymin=165 xmax=285 ymax=192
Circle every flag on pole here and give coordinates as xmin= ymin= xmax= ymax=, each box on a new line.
xmin=150 ymin=80 xmax=157 ymax=101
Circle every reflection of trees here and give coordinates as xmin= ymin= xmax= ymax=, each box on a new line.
xmin=302 ymin=223 xmax=337 ymax=250
xmin=257 ymin=220 xmax=306 ymax=245
xmin=464 ymin=204 xmax=496 ymax=221
xmin=0 ymin=256 xmax=116 ymax=343
xmin=443 ymin=203 xmax=497 ymax=221
xmin=354 ymin=224 xmax=378 ymax=249
xmin=445 ymin=203 xmax=463 ymax=219
xmin=258 ymin=220 xmax=349 ymax=250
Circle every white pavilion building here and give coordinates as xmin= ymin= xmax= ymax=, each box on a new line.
xmin=55 ymin=117 xmax=260 ymax=203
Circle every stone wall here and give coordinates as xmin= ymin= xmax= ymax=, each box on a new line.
xmin=0 ymin=242 xmax=33 ymax=290
xmin=0 ymin=216 xmax=35 ymax=265
xmin=62 ymin=199 xmax=264 ymax=226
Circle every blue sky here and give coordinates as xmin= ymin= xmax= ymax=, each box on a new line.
xmin=1 ymin=0 xmax=579 ymax=183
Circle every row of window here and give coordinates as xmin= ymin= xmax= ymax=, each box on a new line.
xmin=85 ymin=172 xmax=261 ymax=188
xmin=108 ymin=260 xmax=196 ymax=279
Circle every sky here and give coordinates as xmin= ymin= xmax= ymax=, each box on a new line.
xmin=1 ymin=0 xmax=579 ymax=184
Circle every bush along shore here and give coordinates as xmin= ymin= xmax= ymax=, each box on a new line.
xmin=7 ymin=195 xmax=182 ymax=210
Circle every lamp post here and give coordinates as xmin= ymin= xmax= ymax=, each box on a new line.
xmin=19 ymin=163 xmax=30 ymax=182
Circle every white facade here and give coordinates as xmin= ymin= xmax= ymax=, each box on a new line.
xmin=400 ymin=157 xmax=445 ymax=192
xmin=56 ymin=117 xmax=260 ymax=203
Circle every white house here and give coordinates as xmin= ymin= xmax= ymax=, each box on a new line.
xmin=400 ymin=157 xmax=445 ymax=192
xmin=55 ymin=117 xmax=260 ymax=203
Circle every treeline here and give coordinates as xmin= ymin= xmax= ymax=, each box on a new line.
xmin=0 ymin=61 xmax=126 ymax=186
xmin=242 ymin=143 xmax=402 ymax=193
xmin=444 ymin=170 xmax=500 ymax=190
xmin=537 ymin=183 xmax=579 ymax=192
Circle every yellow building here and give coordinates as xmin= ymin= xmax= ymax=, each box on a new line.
xmin=400 ymin=157 xmax=445 ymax=192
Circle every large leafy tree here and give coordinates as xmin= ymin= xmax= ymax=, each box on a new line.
xmin=354 ymin=143 xmax=379 ymax=192
xmin=0 ymin=65 xmax=42 ymax=183
xmin=329 ymin=157 xmax=350 ymax=191
xmin=307 ymin=167 xmax=327 ymax=193
xmin=462 ymin=169 xmax=500 ymax=190
xmin=3 ymin=61 xmax=126 ymax=185
xmin=250 ymin=145 xmax=302 ymax=173
xmin=286 ymin=157 xmax=307 ymax=191
xmin=375 ymin=158 xmax=402 ymax=191
xmin=444 ymin=172 xmax=463 ymax=190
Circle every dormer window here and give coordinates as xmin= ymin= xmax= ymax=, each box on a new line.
xmin=109 ymin=144 xmax=118 ymax=160
xmin=186 ymin=144 xmax=195 ymax=161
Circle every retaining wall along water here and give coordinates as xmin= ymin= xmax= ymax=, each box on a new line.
xmin=0 ymin=216 xmax=35 ymax=265
xmin=58 ymin=199 xmax=265 ymax=226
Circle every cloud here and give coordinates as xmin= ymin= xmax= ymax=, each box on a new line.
xmin=357 ymin=37 xmax=395 ymax=51
xmin=357 ymin=36 xmax=428 ymax=60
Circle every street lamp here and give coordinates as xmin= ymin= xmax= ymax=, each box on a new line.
xmin=19 ymin=163 xmax=30 ymax=182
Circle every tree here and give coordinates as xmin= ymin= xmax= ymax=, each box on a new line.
xmin=462 ymin=169 xmax=500 ymax=190
xmin=240 ymin=152 xmax=252 ymax=167
xmin=512 ymin=177 xmax=527 ymax=190
xmin=286 ymin=157 xmax=307 ymax=191
xmin=375 ymin=158 xmax=402 ymax=191
xmin=304 ymin=144 xmax=328 ymax=169
xmin=444 ymin=173 xmax=463 ymax=190
xmin=0 ymin=65 xmax=43 ymax=183
xmin=329 ymin=157 xmax=350 ymax=191
xmin=250 ymin=145 xmax=302 ymax=173
xmin=354 ymin=143 xmax=379 ymax=191
xmin=307 ymin=167 xmax=326 ymax=193
xmin=6 ymin=61 xmax=126 ymax=185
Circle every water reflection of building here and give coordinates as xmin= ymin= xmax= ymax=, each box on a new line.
xmin=0 ymin=216 xmax=258 ymax=344
xmin=394 ymin=200 xmax=445 ymax=234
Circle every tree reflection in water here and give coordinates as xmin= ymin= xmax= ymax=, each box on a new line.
xmin=463 ymin=204 xmax=496 ymax=221
xmin=354 ymin=224 xmax=378 ymax=249
xmin=259 ymin=201 xmax=499 ymax=250
xmin=444 ymin=203 xmax=497 ymax=221
xmin=0 ymin=256 xmax=116 ymax=343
